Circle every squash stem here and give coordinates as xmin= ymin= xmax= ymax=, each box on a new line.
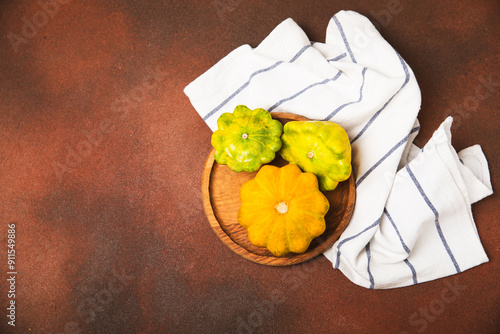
xmin=274 ymin=202 xmax=288 ymax=214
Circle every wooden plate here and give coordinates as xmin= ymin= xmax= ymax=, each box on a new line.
xmin=201 ymin=112 xmax=355 ymax=266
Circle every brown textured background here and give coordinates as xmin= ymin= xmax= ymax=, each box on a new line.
xmin=0 ymin=0 xmax=498 ymax=333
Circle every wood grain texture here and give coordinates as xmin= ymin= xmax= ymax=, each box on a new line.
xmin=201 ymin=112 xmax=356 ymax=266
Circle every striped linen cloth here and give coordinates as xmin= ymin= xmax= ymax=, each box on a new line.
xmin=184 ymin=10 xmax=493 ymax=289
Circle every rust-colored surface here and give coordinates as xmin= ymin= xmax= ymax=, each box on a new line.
xmin=0 ymin=0 xmax=498 ymax=333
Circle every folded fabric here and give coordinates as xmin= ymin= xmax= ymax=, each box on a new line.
xmin=184 ymin=10 xmax=493 ymax=289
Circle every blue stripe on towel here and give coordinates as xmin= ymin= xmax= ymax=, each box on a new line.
xmin=333 ymin=16 xmax=356 ymax=63
xmin=289 ymin=44 xmax=312 ymax=62
xmin=350 ymin=52 xmax=410 ymax=144
xmin=356 ymin=126 xmax=420 ymax=187
xmin=385 ymin=208 xmax=419 ymax=284
xmin=328 ymin=52 xmax=347 ymax=62
xmin=384 ymin=208 xmax=410 ymax=254
xmin=404 ymin=259 xmax=418 ymax=285
xmin=405 ymin=165 xmax=461 ymax=273
xmin=366 ymin=243 xmax=375 ymax=289
xmin=334 ymin=217 xmax=381 ymax=269
xmin=324 ymin=67 xmax=367 ymax=120
xmin=202 ymin=45 xmax=312 ymax=121
xmin=268 ymin=70 xmax=342 ymax=112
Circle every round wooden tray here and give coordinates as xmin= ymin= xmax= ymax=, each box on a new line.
xmin=201 ymin=112 xmax=356 ymax=266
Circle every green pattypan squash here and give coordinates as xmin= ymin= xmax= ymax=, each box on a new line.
xmin=280 ymin=121 xmax=351 ymax=191
xmin=211 ymin=105 xmax=283 ymax=172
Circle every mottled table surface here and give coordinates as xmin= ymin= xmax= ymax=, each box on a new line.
xmin=0 ymin=0 xmax=498 ymax=333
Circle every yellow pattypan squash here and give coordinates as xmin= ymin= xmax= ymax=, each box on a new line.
xmin=238 ymin=164 xmax=330 ymax=257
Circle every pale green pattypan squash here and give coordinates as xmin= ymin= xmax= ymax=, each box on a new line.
xmin=211 ymin=105 xmax=282 ymax=172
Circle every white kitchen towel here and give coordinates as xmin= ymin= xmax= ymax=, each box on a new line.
xmin=184 ymin=10 xmax=493 ymax=288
